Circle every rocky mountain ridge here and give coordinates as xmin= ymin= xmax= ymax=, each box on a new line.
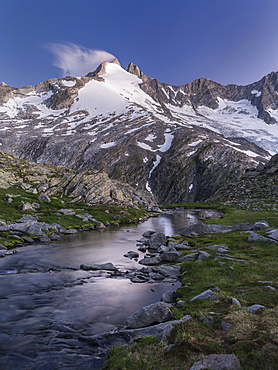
xmin=0 ymin=59 xmax=277 ymax=204
xmin=0 ymin=151 xmax=153 ymax=208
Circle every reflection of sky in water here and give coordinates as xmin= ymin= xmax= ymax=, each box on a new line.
xmin=151 ymin=216 xmax=174 ymax=236
xmin=0 ymin=209 xmax=221 ymax=359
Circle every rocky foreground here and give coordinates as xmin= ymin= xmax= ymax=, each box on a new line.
xmin=100 ymin=215 xmax=278 ymax=369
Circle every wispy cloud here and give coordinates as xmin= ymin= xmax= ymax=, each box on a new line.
xmin=45 ymin=42 xmax=116 ymax=76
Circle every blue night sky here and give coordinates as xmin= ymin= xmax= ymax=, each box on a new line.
xmin=1 ymin=0 xmax=278 ymax=87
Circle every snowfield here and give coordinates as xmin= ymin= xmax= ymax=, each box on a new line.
xmin=0 ymin=60 xmax=277 ymax=159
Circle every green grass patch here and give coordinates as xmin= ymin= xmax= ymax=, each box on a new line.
xmin=103 ymin=205 xmax=278 ymax=370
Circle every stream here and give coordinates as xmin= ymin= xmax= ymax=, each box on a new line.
xmin=0 ymin=209 xmax=220 ymax=369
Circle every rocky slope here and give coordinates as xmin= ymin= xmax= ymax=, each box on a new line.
xmin=209 ymin=154 xmax=278 ymax=210
xmin=0 ymin=59 xmax=277 ymax=204
xmin=0 ymin=150 xmax=153 ymax=208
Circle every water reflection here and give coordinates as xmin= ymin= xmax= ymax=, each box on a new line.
xmin=0 ymin=209 xmax=220 ymax=369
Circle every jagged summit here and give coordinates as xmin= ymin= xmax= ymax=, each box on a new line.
xmin=112 ymin=57 xmax=121 ymax=67
xmin=125 ymin=62 xmax=149 ymax=82
xmin=86 ymin=57 xmax=122 ymax=78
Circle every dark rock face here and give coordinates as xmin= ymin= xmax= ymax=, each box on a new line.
xmin=209 ymin=153 xmax=278 ymax=210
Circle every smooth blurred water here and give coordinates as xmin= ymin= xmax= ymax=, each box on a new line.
xmin=0 ymin=209 xmax=220 ymax=369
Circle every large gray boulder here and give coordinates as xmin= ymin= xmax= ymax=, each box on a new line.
xmin=16 ymin=214 xmax=38 ymax=223
xmin=151 ymin=265 xmax=181 ymax=277
xmin=190 ymin=354 xmax=241 ymax=370
xmin=142 ymin=230 xmax=156 ymax=238
xmin=125 ymin=301 xmax=173 ymax=329
xmin=27 ymin=223 xmax=46 ymax=236
xmin=160 ymin=251 xmax=181 ymax=262
xmin=138 ymin=256 xmax=162 ymax=265
xmin=124 ymin=315 xmax=191 ymax=342
xmin=254 ymin=220 xmax=269 ymax=229
xmin=161 ymin=290 xmax=178 ymax=303
xmin=244 ymin=304 xmax=265 ymax=313
xmin=179 ymin=223 xmax=232 ymax=236
xmin=189 ymin=289 xmax=220 ymax=302
xmin=248 ymin=232 xmax=276 ymax=243
xmin=9 ymin=222 xmax=31 ymax=233
xmin=266 ymin=229 xmax=278 ymax=241
xmin=231 ymin=222 xmax=254 ymax=231
xmin=148 ymin=232 xmax=166 ymax=249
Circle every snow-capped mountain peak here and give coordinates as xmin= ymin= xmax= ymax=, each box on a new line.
xmin=0 ymin=61 xmax=277 ymax=204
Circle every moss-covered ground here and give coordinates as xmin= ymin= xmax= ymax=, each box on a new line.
xmin=103 ymin=204 xmax=278 ymax=369
xmin=0 ymin=186 xmax=150 ymax=247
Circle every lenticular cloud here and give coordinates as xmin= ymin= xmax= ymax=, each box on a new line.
xmin=46 ymin=42 xmax=115 ymax=77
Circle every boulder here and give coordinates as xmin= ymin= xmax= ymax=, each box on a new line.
xmin=142 ymin=230 xmax=156 ymax=238
xmin=0 ymin=225 xmax=10 ymax=232
xmin=248 ymin=232 xmax=275 ymax=243
xmin=160 ymin=251 xmax=181 ymax=262
xmin=221 ymin=320 xmax=232 ymax=332
xmin=80 ymin=263 xmax=118 ymax=271
xmin=130 ymin=275 xmax=149 ymax=283
xmin=176 ymin=300 xmax=185 ymax=307
xmin=148 ymin=232 xmax=166 ymax=249
xmin=27 ymin=223 xmax=46 ymax=236
xmin=138 ymin=246 xmax=146 ymax=253
xmin=157 ymin=245 xmax=169 ymax=253
xmin=138 ymin=256 xmax=162 ymax=265
xmin=189 ymin=289 xmax=220 ymax=302
xmin=167 ymin=242 xmax=180 ymax=250
xmin=64 ymin=229 xmax=78 ymax=234
xmin=150 ymin=273 xmax=164 ymax=280
xmin=125 ymin=302 xmax=173 ymax=329
xmin=179 ymin=223 xmax=232 ymax=236
xmin=232 ymin=298 xmax=241 ymax=307
xmin=122 ymin=315 xmax=191 ymax=342
xmin=151 ymin=265 xmax=181 ymax=277
xmin=231 ymin=222 xmax=254 ymax=231
xmin=244 ymin=304 xmax=265 ymax=313
xmin=190 ymin=354 xmax=241 ymax=370
xmin=9 ymin=222 xmax=31 ymax=233
xmin=49 ymin=233 xmax=61 ymax=241
xmin=205 ymin=245 xmax=229 ymax=251
xmin=161 ymin=291 xmax=178 ymax=303
xmin=254 ymin=220 xmax=269 ymax=229
xmin=266 ymin=229 xmax=278 ymax=241
xmin=203 ymin=316 xmax=214 ymax=327
xmin=124 ymin=251 xmax=139 ymax=259
xmin=22 ymin=202 xmax=34 ymax=211
xmin=37 ymin=193 xmax=51 ymax=202
xmin=75 ymin=213 xmax=93 ymax=221
xmin=197 ymin=251 xmax=210 ymax=260
xmin=58 ymin=208 xmax=76 ymax=216
xmin=16 ymin=214 xmax=37 ymax=223
xmin=179 ymin=252 xmax=199 ymax=262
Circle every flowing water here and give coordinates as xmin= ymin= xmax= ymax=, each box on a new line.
xmin=0 ymin=209 xmax=220 ymax=369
